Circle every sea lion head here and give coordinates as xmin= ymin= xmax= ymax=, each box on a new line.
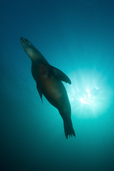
xmin=20 ymin=37 xmax=39 ymax=61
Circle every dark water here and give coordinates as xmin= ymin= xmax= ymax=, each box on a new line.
xmin=0 ymin=0 xmax=114 ymax=170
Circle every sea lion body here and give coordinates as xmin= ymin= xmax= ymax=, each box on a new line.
xmin=20 ymin=37 xmax=75 ymax=139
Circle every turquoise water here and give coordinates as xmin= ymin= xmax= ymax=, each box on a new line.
xmin=0 ymin=0 xmax=114 ymax=170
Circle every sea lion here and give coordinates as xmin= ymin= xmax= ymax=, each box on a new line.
xmin=20 ymin=37 xmax=75 ymax=139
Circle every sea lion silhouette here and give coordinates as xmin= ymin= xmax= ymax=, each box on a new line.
xmin=20 ymin=37 xmax=75 ymax=139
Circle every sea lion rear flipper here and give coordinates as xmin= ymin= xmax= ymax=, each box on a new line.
xmin=50 ymin=65 xmax=71 ymax=84
xmin=36 ymin=84 xmax=43 ymax=102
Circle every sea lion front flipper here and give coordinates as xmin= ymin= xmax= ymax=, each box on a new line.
xmin=50 ymin=65 xmax=71 ymax=84
xmin=36 ymin=84 xmax=43 ymax=102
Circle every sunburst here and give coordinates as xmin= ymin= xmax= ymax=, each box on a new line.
xmin=66 ymin=69 xmax=113 ymax=118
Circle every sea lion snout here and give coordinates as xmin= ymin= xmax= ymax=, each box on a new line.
xmin=20 ymin=37 xmax=24 ymax=41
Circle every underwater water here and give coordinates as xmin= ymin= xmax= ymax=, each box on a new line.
xmin=0 ymin=0 xmax=114 ymax=170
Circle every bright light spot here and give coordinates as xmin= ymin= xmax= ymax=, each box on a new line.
xmin=66 ymin=69 xmax=113 ymax=118
xmin=80 ymin=98 xmax=88 ymax=104
xmin=86 ymin=89 xmax=89 ymax=93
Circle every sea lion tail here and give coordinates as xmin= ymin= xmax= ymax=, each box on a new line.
xmin=63 ymin=119 xmax=76 ymax=139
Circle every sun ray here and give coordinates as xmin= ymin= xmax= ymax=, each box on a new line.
xmin=66 ymin=69 xmax=113 ymax=118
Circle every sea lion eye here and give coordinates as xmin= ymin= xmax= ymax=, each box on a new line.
xmin=28 ymin=42 xmax=32 ymax=45
xmin=25 ymin=39 xmax=31 ymax=45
